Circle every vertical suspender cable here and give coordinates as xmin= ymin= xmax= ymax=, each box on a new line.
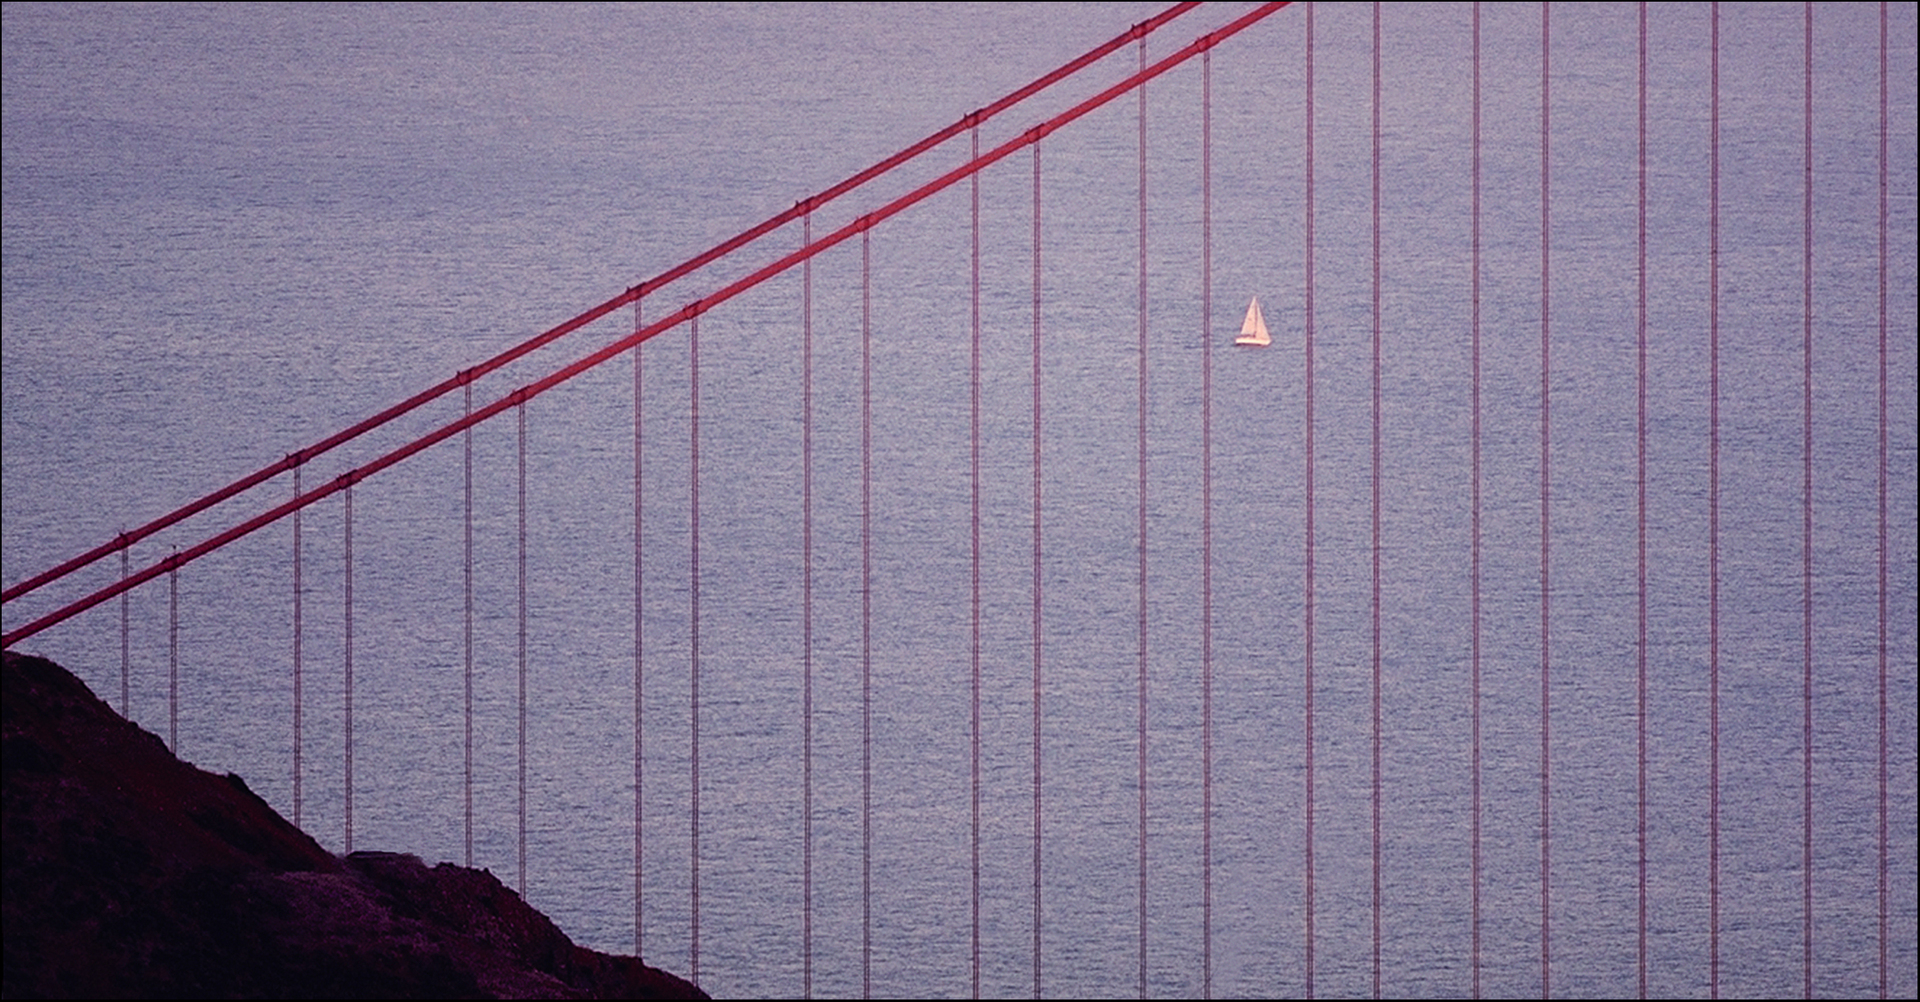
xmin=1800 ymin=7 xmax=1817 ymax=997
xmin=690 ymin=315 xmax=703 ymax=987
xmin=970 ymin=125 xmax=984 ymax=1002
xmin=1370 ymin=5 xmax=1385 ymax=997
xmin=1031 ymin=142 xmax=1046 ymax=1002
xmin=1135 ymin=30 xmax=1151 ymax=1002
xmin=633 ymin=298 xmax=646 ymax=956
xmin=294 ymin=468 xmax=304 ymax=829
xmin=1200 ymin=41 xmax=1217 ymax=1002
xmin=465 ymin=382 xmax=475 ymax=869
xmin=1538 ymin=4 xmax=1554 ymax=993
xmin=344 ymin=485 xmax=354 ymax=854
xmin=803 ymin=209 xmax=817 ymax=999
xmin=1205 ymin=36 xmax=1221 ymax=990
xmin=1203 ymin=38 xmax=1220 ymax=1001
xmin=169 ymin=550 xmax=179 ymax=752
xmin=464 ymin=381 xmax=476 ymax=863
xmin=1636 ymin=4 xmax=1651 ymax=995
xmin=1299 ymin=17 xmax=1315 ymax=998
xmin=1876 ymin=4 xmax=1890 ymax=995
xmin=518 ymin=395 xmax=529 ymax=897
xmin=1801 ymin=6 xmax=1817 ymax=997
xmin=1469 ymin=7 xmax=1485 ymax=995
xmin=1709 ymin=6 xmax=1722 ymax=994
xmin=121 ymin=539 xmax=130 ymax=716
xmin=861 ymin=227 xmax=874 ymax=1000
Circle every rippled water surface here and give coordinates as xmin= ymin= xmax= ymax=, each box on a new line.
xmin=5 ymin=4 xmax=1916 ymax=998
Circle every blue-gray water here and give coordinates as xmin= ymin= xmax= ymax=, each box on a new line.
xmin=4 ymin=4 xmax=1916 ymax=998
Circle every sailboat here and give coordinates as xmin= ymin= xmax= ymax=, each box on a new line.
xmin=1234 ymin=295 xmax=1271 ymax=347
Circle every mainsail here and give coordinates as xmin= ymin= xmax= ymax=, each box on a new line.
xmin=1234 ymin=295 xmax=1271 ymax=346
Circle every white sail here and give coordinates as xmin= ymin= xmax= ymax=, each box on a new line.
xmin=1234 ymin=295 xmax=1271 ymax=346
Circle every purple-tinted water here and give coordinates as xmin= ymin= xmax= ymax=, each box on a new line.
xmin=4 ymin=4 xmax=1915 ymax=998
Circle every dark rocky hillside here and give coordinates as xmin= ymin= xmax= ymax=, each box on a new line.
xmin=2 ymin=650 xmax=704 ymax=999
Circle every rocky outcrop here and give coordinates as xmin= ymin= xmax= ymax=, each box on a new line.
xmin=2 ymin=651 xmax=704 ymax=999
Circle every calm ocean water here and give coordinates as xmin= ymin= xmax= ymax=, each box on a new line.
xmin=4 ymin=4 xmax=1916 ymax=997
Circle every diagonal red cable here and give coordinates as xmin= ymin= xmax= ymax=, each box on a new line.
xmin=0 ymin=2 xmax=1205 ymax=610
xmin=2 ymin=1 xmax=1296 ymax=651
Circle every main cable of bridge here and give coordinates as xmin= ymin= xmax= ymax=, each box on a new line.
xmin=2 ymin=0 xmax=1293 ymax=660
xmin=0 ymin=1 xmax=1208 ymax=614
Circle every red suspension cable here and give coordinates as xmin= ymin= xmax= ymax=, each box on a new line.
xmin=343 ymin=485 xmax=354 ymax=854
xmin=1709 ymin=6 xmax=1722 ymax=995
xmin=169 ymin=551 xmax=180 ymax=753
xmin=517 ymin=397 xmax=530 ymax=897
xmin=465 ymin=382 xmax=476 ymax=870
xmin=1538 ymin=4 xmax=1554 ymax=993
xmin=1135 ymin=29 xmax=1151 ymax=1002
xmin=1800 ymin=7 xmax=1817 ymax=997
xmin=632 ymin=297 xmax=645 ymax=956
xmin=1469 ymin=8 xmax=1484 ymax=996
xmin=802 ymin=211 xmax=816 ymax=998
xmin=1030 ymin=139 xmax=1045 ymax=1002
xmin=120 ymin=542 xmax=130 ymax=717
xmin=1876 ymin=4 xmax=1889 ymax=995
xmin=1370 ymin=4 xmax=1385 ymax=997
xmin=689 ymin=316 xmax=703 ymax=987
xmin=1300 ymin=10 xmax=1315 ymax=996
xmin=1636 ymin=4 xmax=1650 ymax=996
xmin=2 ymin=2 xmax=1293 ymax=654
xmin=1201 ymin=41 xmax=1216 ymax=1002
xmin=0 ymin=3 xmax=1206 ymax=613
xmin=860 ymin=228 xmax=874 ymax=1001
xmin=293 ymin=468 xmax=305 ymax=830
xmin=969 ymin=123 xmax=984 ymax=1002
